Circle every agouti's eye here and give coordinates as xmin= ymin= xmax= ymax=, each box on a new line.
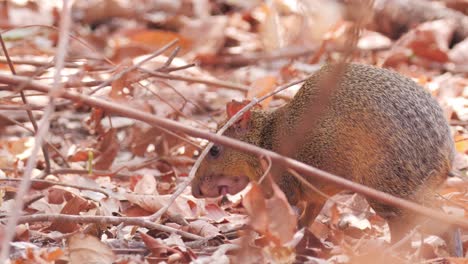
xmin=209 ymin=145 xmax=222 ymax=158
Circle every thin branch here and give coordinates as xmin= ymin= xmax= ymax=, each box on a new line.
xmin=0 ymin=1 xmax=72 ymax=261
xmin=15 ymin=214 xmax=202 ymax=240
xmin=143 ymin=69 xmax=293 ymax=101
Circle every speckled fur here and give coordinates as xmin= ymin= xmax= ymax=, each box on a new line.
xmin=194 ymin=64 xmax=454 ymax=238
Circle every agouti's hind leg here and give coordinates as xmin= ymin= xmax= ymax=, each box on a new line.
xmin=367 ymin=201 xmax=416 ymax=246
xmin=298 ymin=201 xmax=326 ymax=228
xmin=386 ymin=216 xmax=415 ymax=245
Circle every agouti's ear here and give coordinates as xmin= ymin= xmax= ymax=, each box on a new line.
xmin=226 ymin=100 xmax=261 ymax=129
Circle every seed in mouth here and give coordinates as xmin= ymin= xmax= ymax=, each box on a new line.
xmin=218 ymin=185 xmax=229 ymax=196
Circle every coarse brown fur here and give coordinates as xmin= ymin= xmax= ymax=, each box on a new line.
xmin=192 ymin=63 xmax=455 ymax=241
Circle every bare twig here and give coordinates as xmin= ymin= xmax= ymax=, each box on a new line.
xmin=15 ymin=214 xmax=202 ymax=240
xmin=0 ymin=1 xmax=72 ymax=261
xmin=198 ymin=47 xmax=315 ymax=67
xmin=258 ymin=156 xmax=272 ymax=185
xmin=140 ymin=68 xmax=249 ymax=92
xmin=162 ymin=63 xmax=197 ymax=73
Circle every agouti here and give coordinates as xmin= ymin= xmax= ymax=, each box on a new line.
xmin=192 ymin=63 xmax=455 ymax=242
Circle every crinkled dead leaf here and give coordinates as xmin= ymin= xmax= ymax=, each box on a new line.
xmin=258 ymin=3 xmax=281 ymax=52
xmin=125 ymin=193 xmax=197 ymax=218
xmin=450 ymin=37 xmax=468 ymax=65
xmin=180 ymin=16 xmax=226 ymax=56
xmin=188 ymin=219 xmax=220 ymax=237
xmin=204 ymin=203 xmax=228 ymax=222
xmin=109 ymin=29 xmax=190 ymax=61
xmin=99 ymin=197 xmax=121 ymax=216
xmin=67 ymin=147 xmax=93 ymax=163
xmin=68 ymin=233 xmax=115 ymax=264
xmin=387 ymin=19 xmax=455 ymax=65
xmin=243 ymin=182 xmax=297 ymax=246
xmin=243 ymin=183 xmax=269 ymax=234
xmin=357 ymin=30 xmax=392 ymax=51
xmin=72 ymin=0 xmax=135 ymax=24
xmin=126 ymin=29 xmax=191 ymax=53
xmin=445 ymin=257 xmax=468 ymax=264
xmin=247 ymin=75 xmax=277 ymax=108
xmin=49 ymin=195 xmax=94 ymax=233
xmin=141 ymin=232 xmax=193 ymax=262
xmin=265 ymin=182 xmax=297 ymax=245
xmin=11 ymin=246 xmax=64 ymax=263
xmin=455 ymin=134 xmax=468 ymax=154
xmin=445 ymin=0 xmax=468 ymax=14
xmin=133 ymin=174 xmax=157 ymax=195
xmin=94 ymin=128 xmax=119 ymax=170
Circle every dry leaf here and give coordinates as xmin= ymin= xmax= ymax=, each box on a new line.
xmin=94 ymin=128 xmax=119 ymax=170
xmin=243 ymin=182 xmax=297 ymax=245
xmin=125 ymin=193 xmax=196 ymax=218
xmin=188 ymin=219 xmax=220 ymax=237
xmin=68 ymin=233 xmax=115 ymax=264
xmin=134 ymin=174 xmax=158 ymax=195
xmin=247 ymin=75 xmax=277 ymax=108
xmin=49 ymin=196 xmax=93 ymax=233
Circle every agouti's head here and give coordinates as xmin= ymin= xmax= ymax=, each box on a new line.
xmin=192 ymin=100 xmax=267 ymax=198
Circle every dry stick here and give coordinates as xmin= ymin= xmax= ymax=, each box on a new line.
xmin=141 ymin=69 xmax=292 ymax=101
xmin=15 ymin=214 xmax=202 ymax=240
xmin=0 ymin=105 xmax=43 ymax=110
xmin=162 ymin=63 xmax=197 ymax=73
xmin=51 ymin=168 xmax=133 ymax=178
xmin=159 ymin=46 xmax=180 ymax=69
xmin=140 ymin=68 xmax=249 ymax=92
xmin=88 ymin=39 xmax=179 ymax=95
xmin=0 ymin=1 xmax=73 ymax=262
xmin=0 ymin=35 xmax=51 ymax=173
xmin=0 ymin=178 xmax=110 ymax=197
xmin=1 ymin=74 xmax=468 ymax=229
xmin=199 ymin=47 xmax=315 ymax=67
xmin=258 ymin=156 xmax=273 ymax=184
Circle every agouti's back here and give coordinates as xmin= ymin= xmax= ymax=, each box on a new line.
xmin=193 ymin=63 xmax=455 ymax=242
xmin=277 ymin=64 xmax=454 ymax=226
